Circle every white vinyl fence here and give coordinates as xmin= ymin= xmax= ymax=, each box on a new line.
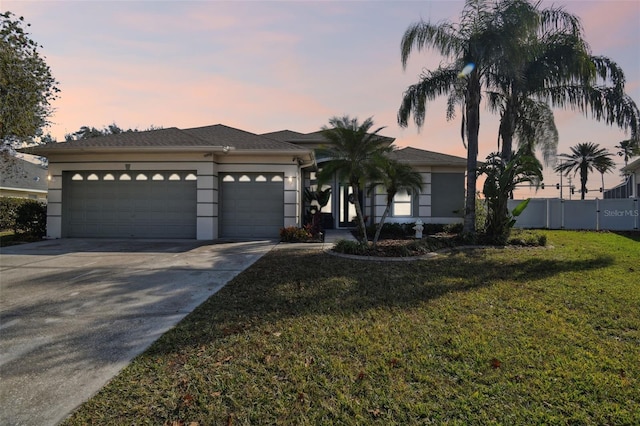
xmin=508 ymin=198 xmax=639 ymax=231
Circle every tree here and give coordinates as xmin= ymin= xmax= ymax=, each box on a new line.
xmin=368 ymin=158 xmax=423 ymax=247
xmin=64 ymin=123 xmax=157 ymax=141
xmin=478 ymin=148 xmax=542 ymax=244
xmin=489 ymin=7 xmax=640 ymax=166
xmin=0 ymin=12 xmax=59 ymax=153
xmin=398 ymin=0 xmax=541 ymax=235
xmin=317 ymin=116 xmax=391 ymax=243
xmin=615 ymin=139 xmax=639 ymax=168
xmin=554 ymin=142 xmax=615 ymax=200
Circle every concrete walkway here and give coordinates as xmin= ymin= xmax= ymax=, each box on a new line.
xmin=0 ymin=238 xmax=277 ymax=426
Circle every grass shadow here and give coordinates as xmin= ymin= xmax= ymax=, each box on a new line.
xmin=147 ymin=248 xmax=615 ymax=354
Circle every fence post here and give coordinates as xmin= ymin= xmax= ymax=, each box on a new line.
xmin=560 ymin=199 xmax=565 ymax=229
xmin=596 ymin=199 xmax=600 ymax=231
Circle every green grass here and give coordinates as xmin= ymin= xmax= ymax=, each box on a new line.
xmin=63 ymin=231 xmax=640 ymax=425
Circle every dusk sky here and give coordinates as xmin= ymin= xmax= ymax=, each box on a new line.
xmin=6 ymin=0 xmax=640 ymax=199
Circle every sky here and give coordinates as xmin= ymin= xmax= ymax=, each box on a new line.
xmin=5 ymin=0 xmax=640 ymax=199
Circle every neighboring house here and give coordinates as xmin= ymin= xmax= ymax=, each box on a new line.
xmin=604 ymin=157 xmax=640 ymax=199
xmin=0 ymin=157 xmax=48 ymax=201
xmin=22 ymin=124 xmax=467 ymax=240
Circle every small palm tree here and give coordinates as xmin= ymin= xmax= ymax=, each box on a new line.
xmin=478 ymin=148 xmax=542 ymax=244
xmin=317 ymin=116 xmax=391 ymax=243
xmin=554 ymin=142 xmax=615 ymax=200
xmin=368 ymin=158 xmax=423 ymax=247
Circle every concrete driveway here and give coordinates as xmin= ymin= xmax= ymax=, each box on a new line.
xmin=0 ymin=238 xmax=276 ymax=426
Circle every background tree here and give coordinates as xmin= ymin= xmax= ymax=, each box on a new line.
xmin=317 ymin=116 xmax=391 ymax=243
xmin=64 ymin=123 xmax=162 ymax=141
xmin=368 ymin=158 xmax=423 ymax=247
xmin=554 ymin=142 xmax=614 ymax=200
xmin=0 ymin=11 xmax=59 ymax=153
xmin=615 ymin=139 xmax=639 ymax=168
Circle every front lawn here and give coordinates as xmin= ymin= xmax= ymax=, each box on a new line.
xmin=63 ymin=231 xmax=639 ymax=425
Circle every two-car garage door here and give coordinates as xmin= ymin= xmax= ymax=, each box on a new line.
xmin=62 ymin=171 xmax=286 ymax=239
xmin=62 ymin=171 xmax=197 ymax=239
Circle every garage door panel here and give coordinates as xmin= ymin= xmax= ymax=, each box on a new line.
xmin=221 ymin=173 xmax=284 ymax=239
xmin=62 ymin=171 xmax=196 ymax=239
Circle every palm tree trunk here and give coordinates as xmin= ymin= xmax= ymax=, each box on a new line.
xmin=372 ymin=204 xmax=391 ymax=247
xmin=580 ymin=166 xmax=588 ymax=200
xmin=463 ymin=74 xmax=481 ymax=234
xmin=351 ymin=184 xmax=368 ymax=243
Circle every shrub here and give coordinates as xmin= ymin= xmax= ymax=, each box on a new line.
xmin=279 ymin=226 xmax=312 ymax=242
xmin=443 ymin=223 xmax=464 ymax=234
xmin=14 ymin=200 xmax=47 ymax=237
xmin=0 ymin=197 xmax=30 ymax=231
xmin=333 ymin=239 xmax=370 ymax=255
xmin=508 ymin=230 xmax=547 ymax=247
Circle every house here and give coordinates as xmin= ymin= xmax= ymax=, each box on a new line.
xmin=0 ymin=157 xmax=48 ymax=201
xmin=604 ymin=157 xmax=640 ymax=199
xmin=22 ymin=124 xmax=467 ymax=240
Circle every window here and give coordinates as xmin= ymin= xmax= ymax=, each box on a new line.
xmin=392 ymin=190 xmax=412 ymax=217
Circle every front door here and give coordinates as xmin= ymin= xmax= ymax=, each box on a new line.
xmin=338 ymin=183 xmax=363 ymax=228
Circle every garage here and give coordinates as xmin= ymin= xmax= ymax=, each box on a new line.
xmin=220 ymin=173 xmax=284 ymax=238
xmin=62 ymin=171 xmax=197 ymax=238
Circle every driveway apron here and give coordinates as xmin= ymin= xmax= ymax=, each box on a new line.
xmin=0 ymin=238 xmax=276 ymax=426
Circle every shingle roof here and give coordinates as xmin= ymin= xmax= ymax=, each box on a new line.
xmin=21 ymin=125 xmax=310 ymax=155
xmin=0 ymin=157 xmax=48 ymax=192
xmin=388 ymin=147 xmax=467 ymax=167
xmin=260 ymin=130 xmax=307 ymax=142
xmin=184 ymin=125 xmax=306 ymax=151
xmin=262 ymin=129 xmax=395 ymax=146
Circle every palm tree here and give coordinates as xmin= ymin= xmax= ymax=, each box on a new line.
xmin=398 ymin=0 xmax=547 ymax=235
xmin=615 ymin=139 xmax=639 ymax=167
xmin=554 ymin=142 xmax=615 ymax=200
xmin=368 ymin=158 xmax=423 ymax=247
xmin=490 ymin=12 xmax=640 ymax=166
xmin=317 ymin=116 xmax=391 ymax=243
xmin=477 ymin=148 xmax=543 ymax=244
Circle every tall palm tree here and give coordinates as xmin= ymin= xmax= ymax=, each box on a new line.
xmin=398 ymin=0 xmax=545 ymax=234
xmin=490 ymin=12 xmax=640 ymax=165
xmin=554 ymin=142 xmax=614 ymax=200
xmin=368 ymin=158 xmax=423 ymax=247
xmin=317 ymin=116 xmax=391 ymax=243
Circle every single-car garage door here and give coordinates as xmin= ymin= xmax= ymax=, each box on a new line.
xmin=62 ymin=171 xmax=197 ymax=238
xmin=220 ymin=173 xmax=284 ymax=238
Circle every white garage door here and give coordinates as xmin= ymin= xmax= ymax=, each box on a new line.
xmin=62 ymin=171 xmax=197 ymax=238
xmin=220 ymin=173 xmax=284 ymax=238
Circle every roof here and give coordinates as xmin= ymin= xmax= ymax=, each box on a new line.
xmin=184 ymin=125 xmax=306 ymax=151
xmin=260 ymin=130 xmax=308 ymax=142
xmin=21 ymin=125 xmax=311 ymax=156
xmin=387 ymin=147 xmax=467 ymax=167
xmin=0 ymin=157 xmax=48 ymax=192
xmin=261 ymin=129 xmax=395 ymax=146
xmin=622 ymin=157 xmax=640 ymax=173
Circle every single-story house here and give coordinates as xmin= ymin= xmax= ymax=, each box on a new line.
xmin=0 ymin=156 xmax=48 ymax=201
xmin=22 ymin=124 xmax=467 ymax=240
